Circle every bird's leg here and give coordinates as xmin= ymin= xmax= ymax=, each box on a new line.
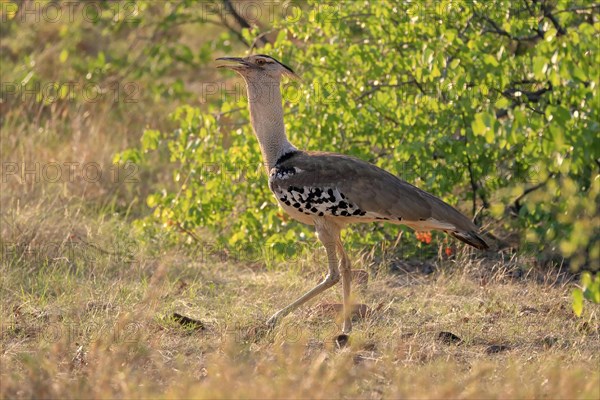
xmin=266 ymin=222 xmax=341 ymax=328
xmin=336 ymin=240 xmax=352 ymax=334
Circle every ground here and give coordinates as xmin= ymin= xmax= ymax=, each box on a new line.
xmin=1 ymin=13 xmax=598 ymax=397
xmin=1 ymin=208 xmax=599 ymax=399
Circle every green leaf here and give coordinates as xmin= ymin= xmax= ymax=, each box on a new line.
xmin=485 ymin=128 xmax=495 ymax=144
xmin=59 ymin=49 xmax=69 ymax=63
xmin=581 ymin=272 xmax=600 ymax=303
xmin=141 ymin=129 xmax=161 ymax=151
xmin=472 ymin=113 xmax=487 ymax=136
xmin=533 ymin=56 xmax=547 ymax=79
xmin=147 ymin=194 xmax=158 ymax=208
xmin=472 ymin=112 xmax=494 ymax=139
xmin=581 ymin=272 xmax=592 ymax=287
xmin=572 ymin=288 xmax=584 ymax=317
xmin=572 ymin=66 xmax=588 ymax=82
xmin=275 ymin=29 xmax=288 ymax=46
xmin=113 ymin=149 xmax=141 ymax=164
xmin=483 ymin=54 xmax=498 ymax=67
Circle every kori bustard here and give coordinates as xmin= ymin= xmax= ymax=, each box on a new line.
xmin=217 ymin=54 xmax=488 ymax=334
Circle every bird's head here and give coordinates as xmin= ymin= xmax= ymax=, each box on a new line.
xmin=216 ymin=54 xmax=299 ymax=82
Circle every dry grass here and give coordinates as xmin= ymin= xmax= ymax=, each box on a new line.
xmin=1 ymin=197 xmax=599 ymax=399
xmin=1 ymin=8 xmax=599 ymax=399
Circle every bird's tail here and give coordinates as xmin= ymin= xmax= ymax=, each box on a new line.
xmin=450 ymin=230 xmax=489 ymax=250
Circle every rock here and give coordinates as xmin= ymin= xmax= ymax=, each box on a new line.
xmin=437 ymin=331 xmax=462 ymax=344
xmin=171 ymin=312 xmax=205 ymax=330
xmin=485 ymin=344 xmax=510 ymax=354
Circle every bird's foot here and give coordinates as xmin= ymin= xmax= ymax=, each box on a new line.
xmin=265 ymin=311 xmax=283 ymax=329
xmin=335 ymin=333 xmax=350 ymax=349
xmin=336 ymin=322 xmax=352 ymax=349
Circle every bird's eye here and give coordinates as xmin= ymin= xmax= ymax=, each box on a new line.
xmin=256 ymin=59 xmax=266 ymax=65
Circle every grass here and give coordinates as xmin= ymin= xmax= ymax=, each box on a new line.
xmin=1 ymin=74 xmax=599 ymax=400
xmin=1 ymin=6 xmax=599 ymax=398
xmin=1 ymin=196 xmax=599 ymax=398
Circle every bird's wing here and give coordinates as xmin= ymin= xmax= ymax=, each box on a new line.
xmin=270 ymin=151 xmax=480 ymax=233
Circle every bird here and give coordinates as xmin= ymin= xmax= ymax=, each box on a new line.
xmin=217 ymin=54 xmax=488 ymax=334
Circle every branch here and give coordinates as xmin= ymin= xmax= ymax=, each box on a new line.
xmin=221 ymin=0 xmax=269 ymax=47
xmin=218 ymin=15 xmax=250 ymax=47
xmin=462 ymin=113 xmax=490 ymax=223
xmin=477 ymin=13 xmax=512 ymax=39
xmin=250 ymin=30 xmax=274 ymax=51
xmin=475 ymin=11 xmax=542 ymax=42
xmin=356 ymin=81 xmax=415 ymax=101
xmin=510 ymin=173 xmax=556 ymax=214
xmin=222 ymin=0 xmax=251 ymax=30
xmin=465 ymin=155 xmax=490 ymax=222
xmin=465 ymin=154 xmax=479 ymax=218
xmin=523 ymin=0 xmax=539 ymax=20
xmin=553 ymin=4 xmax=600 ymax=15
xmin=523 ymin=104 xmax=545 ymax=115
xmin=458 ymin=15 xmax=474 ymax=40
xmin=541 ymin=2 xmax=567 ymax=36
xmin=502 ymin=82 xmax=553 ymax=103
xmin=494 ymin=82 xmax=552 ymax=115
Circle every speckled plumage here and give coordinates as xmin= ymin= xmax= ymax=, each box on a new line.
xmin=268 ymin=150 xmax=487 ymax=249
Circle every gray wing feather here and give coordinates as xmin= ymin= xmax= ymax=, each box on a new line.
xmin=272 ymin=151 xmax=478 ymax=232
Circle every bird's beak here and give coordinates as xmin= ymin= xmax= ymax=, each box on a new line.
xmin=216 ymin=57 xmax=246 ymax=70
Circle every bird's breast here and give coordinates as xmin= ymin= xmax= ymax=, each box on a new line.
xmin=268 ymin=165 xmax=391 ymax=224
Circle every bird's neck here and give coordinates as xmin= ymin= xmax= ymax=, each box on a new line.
xmin=245 ymin=79 xmax=297 ymax=171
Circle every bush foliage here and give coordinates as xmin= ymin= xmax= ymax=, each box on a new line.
xmin=118 ymin=1 xmax=598 ymax=271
